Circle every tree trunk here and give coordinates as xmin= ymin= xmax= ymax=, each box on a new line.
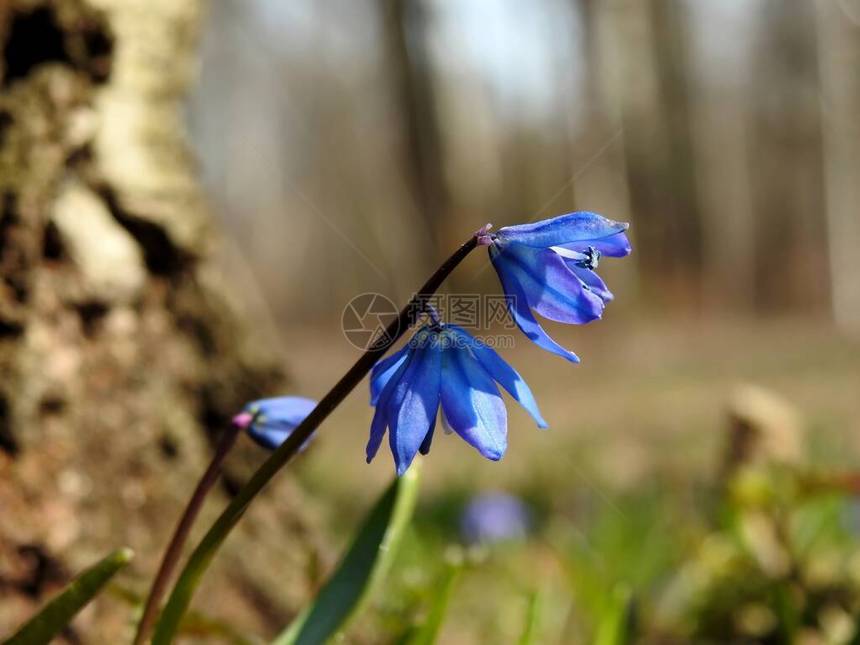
xmin=381 ymin=0 xmax=447 ymax=248
xmin=0 ymin=0 xmax=320 ymax=640
xmin=815 ymin=0 xmax=860 ymax=330
xmin=608 ymin=0 xmax=704 ymax=309
xmin=746 ymin=0 xmax=828 ymax=313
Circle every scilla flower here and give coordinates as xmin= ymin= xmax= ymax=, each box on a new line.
xmin=480 ymin=211 xmax=631 ymax=362
xmin=368 ymin=322 xmax=546 ymax=475
xmin=460 ymin=492 xmax=531 ymax=546
xmin=232 ymin=396 xmax=317 ymax=450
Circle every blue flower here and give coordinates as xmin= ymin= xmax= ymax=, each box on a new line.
xmin=233 ymin=396 xmax=317 ymax=450
xmin=486 ymin=211 xmax=631 ymax=362
xmin=460 ymin=492 xmax=531 ymax=546
xmin=368 ymin=324 xmax=546 ymax=475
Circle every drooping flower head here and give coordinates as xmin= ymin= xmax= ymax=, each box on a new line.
xmin=368 ymin=321 xmax=546 ymax=475
xmin=233 ymin=396 xmax=317 ymax=450
xmin=460 ymin=492 xmax=531 ymax=546
xmin=483 ymin=211 xmax=631 ymax=362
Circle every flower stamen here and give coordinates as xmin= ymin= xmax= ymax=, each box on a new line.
xmin=576 ymin=246 xmax=601 ymax=270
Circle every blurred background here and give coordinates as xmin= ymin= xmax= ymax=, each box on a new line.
xmin=191 ymin=0 xmax=860 ymax=327
xmin=1 ymin=0 xmax=860 ymax=642
xmin=184 ymin=0 xmax=860 ymax=641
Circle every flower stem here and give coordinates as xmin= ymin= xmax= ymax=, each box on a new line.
xmin=151 ymin=235 xmax=478 ymax=644
xmin=133 ymin=422 xmax=241 ymax=645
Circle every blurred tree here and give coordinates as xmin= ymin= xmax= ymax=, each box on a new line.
xmin=0 ymin=0 xmax=320 ymax=640
xmin=380 ymin=0 xmax=446 ymax=248
xmin=815 ymin=0 xmax=860 ymax=330
xmin=747 ymin=0 xmax=828 ymax=312
xmin=684 ymin=3 xmax=757 ymax=313
xmin=610 ymin=0 xmax=704 ymax=308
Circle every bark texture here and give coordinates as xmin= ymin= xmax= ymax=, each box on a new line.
xmin=0 ymin=1 xmax=320 ymax=641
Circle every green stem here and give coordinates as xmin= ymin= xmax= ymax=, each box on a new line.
xmin=151 ymin=235 xmax=478 ymax=644
xmin=133 ymin=423 xmax=241 ymax=645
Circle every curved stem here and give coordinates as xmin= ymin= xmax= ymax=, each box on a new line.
xmin=133 ymin=423 xmax=241 ymax=645
xmin=151 ymin=235 xmax=478 ymax=644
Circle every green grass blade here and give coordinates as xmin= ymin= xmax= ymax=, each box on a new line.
xmin=594 ymin=585 xmax=636 ymax=645
xmin=517 ymin=589 xmax=543 ymax=645
xmin=403 ymin=564 xmax=461 ymax=645
xmin=2 ymin=548 xmax=133 ymax=645
xmin=274 ymin=463 xmax=421 ymax=645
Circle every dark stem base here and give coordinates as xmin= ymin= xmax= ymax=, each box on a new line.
xmin=133 ymin=423 xmax=241 ymax=645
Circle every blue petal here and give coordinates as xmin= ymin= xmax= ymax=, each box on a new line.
xmin=447 ymin=325 xmax=547 ymax=428
xmin=497 ymin=211 xmax=629 ymax=248
xmin=244 ymin=396 xmax=318 ymax=450
xmin=366 ymin=407 xmax=388 ymax=463
xmin=370 ymin=344 xmax=410 ymax=405
xmin=419 ymin=414 xmax=437 ymax=455
xmin=555 ymin=230 xmax=632 ymax=258
xmin=388 ymin=338 xmax=442 ymax=475
xmin=495 ymin=242 xmax=604 ymax=324
xmin=367 ymin=346 xmax=416 ymax=462
xmin=490 ymin=248 xmax=581 ymax=363
xmin=440 ymin=345 xmax=507 ymax=461
xmin=568 ymin=264 xmax=613 ymax=303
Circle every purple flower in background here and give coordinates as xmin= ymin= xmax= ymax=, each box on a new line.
xmin=460 ymin=492 xmax=531 ymax=545
xmin=368 ymin=323 xmax=546 ymax=475
xmin=485 ymin=211 xmax=631 ymax=362
xmin=233 ymin=396 xmax=317 ymax=450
